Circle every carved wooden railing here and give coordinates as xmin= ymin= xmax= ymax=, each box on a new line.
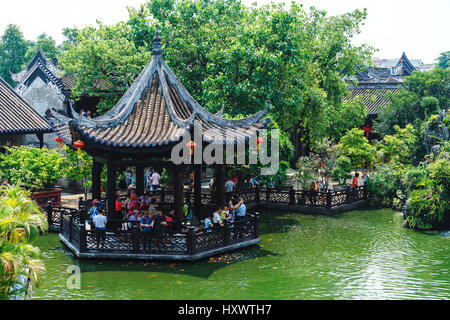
xmin=58 ymin=208 xmax=260 ymax=256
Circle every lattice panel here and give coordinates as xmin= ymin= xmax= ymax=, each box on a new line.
xmin=267 ymin=190 xmax=290 ymax=204
xmin=61 ymin=216 xmax=70 ymax=238
xmin=236 ymin=189 xmax=256 ymax=203
xmin=230 ymin=219 xmax=255 ymax=242
xmin=70 ymin=223 xmax=80 ymax=248
xmin=86 ymin=231 xmax=134 ymax=252
xmin=331 ymin=191 xmax=347 ymax=207
xmin=139 ymin=234 xmax=187 ymax=254
xmin=194 ymin=229 xmax=225 ymax=252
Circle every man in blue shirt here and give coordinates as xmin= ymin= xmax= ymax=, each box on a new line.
xmin=93 ymin=211 xmax=107 ymax=250
xmin=140 ymin=211 xmax=153 ymax=251
xmin=234 ymin=197 xmax=246 ymax=222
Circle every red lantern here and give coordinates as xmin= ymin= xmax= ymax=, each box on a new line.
xmin=55 ymin=137 xmax=63 ymax=148
xmin=186 ymin=141 xmax=197 ymax=156
xmin=74 ymin=140 xmax=85 ymax=156
xmin=256 ymin=137 xmax=263 ymax=150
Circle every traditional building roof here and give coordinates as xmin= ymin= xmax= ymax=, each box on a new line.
xmin=0 ymin=76 xmax=53 ymax=135
xmin=345 ymin=52 xmax=417 ymax=115
xmin=47 ymin=29 xmax=270 ymax=153
xmin=12 ymin=48 xmax=63 ymax=83
xmin=12 ymin=48 xmax=70 ymax=98
xmin=343 ymin=87 xmax=399 ymax=115
xmin=392 ymin=52 xmax=417 ymax=76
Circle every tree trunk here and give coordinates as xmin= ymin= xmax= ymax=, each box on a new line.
xmin=291 ymin=124 xmax=310 ymax=167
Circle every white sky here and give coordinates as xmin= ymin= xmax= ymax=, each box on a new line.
xmin=0 ymin=0 xmax=448 ymax=63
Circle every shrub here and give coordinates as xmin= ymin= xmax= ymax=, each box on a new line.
xmin=331 ymin=156 xmax=352 ymax=185
xmin=404 ymin=186 xmax=449 ymax=230
xmin=366 ymin=162 xmax=407 ymax=207
xmin=0 ymin=147 xmax=64 ymax=192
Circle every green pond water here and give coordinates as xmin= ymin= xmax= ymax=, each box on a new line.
xmin=32 ymin=208 xmax=450 ymax=300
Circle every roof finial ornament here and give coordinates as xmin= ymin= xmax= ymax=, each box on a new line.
xmin=152 ymin=26 xmax=162 ymax=56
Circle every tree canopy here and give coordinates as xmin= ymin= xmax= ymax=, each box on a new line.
xmin=61 ymin=0 xmax=373 ymax=159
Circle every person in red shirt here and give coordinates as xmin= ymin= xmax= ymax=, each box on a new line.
xmin=352 ymin=172 xmax=360 ymax=188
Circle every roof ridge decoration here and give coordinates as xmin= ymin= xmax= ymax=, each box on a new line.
xmin=48 ymin=29 xmax=270 ymax=149
xmin=12 ymin=48 xmax=63 ymax=83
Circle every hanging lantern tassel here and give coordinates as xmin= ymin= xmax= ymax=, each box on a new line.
xmin=55 ymin=137 xmax=63 ymax=149
xmin=186 ymin=141 xmax=197 ymax=156
xmin=74 ymin=140 xmax=85 ymax=157
xmin=256 ymin=137 xmax=263 ymax=151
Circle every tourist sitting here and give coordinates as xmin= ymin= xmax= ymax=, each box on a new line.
xmin=127 ymin=182 xmax=137 ymax=196
xmin=115 ymin=196 xmax=123 ymax=215
xmin=309 ymin=181 xmax=318 ymax=204
xmin=204 ymin=213 xmax=213 ymax=233
xmin=165 ymin=210 xmax=175 ymax=234
xmin=127 ymin=194 xmax=139 ymax=216
xmin=213 ymin=207 xmax=224 ymax=227
xmin=220 ymin=205 xmax=228 ymax=221
xmin=128 ymin=210 xmax=139 ymax=230
xmin=149 ymin=198 xmax=157 ymax=214
xmin=139 ymin=191 xmax=152 ymax=210
xmin=184 ymin=203 xmax=193 ymax=221
xmin=92 ymin=210 xmax=107 ymax=250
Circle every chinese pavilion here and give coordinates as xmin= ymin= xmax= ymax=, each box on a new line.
xmin=47 ymin=29 xmax=270 ymax=225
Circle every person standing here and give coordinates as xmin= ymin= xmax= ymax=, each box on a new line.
xmin=152 ymin=207 xmax=168 ymax=249
xmin=352 ymin=172 xmax=360 ymax=188
xmin=92 ymin=211 xmax=107 ymax=250
xmin=233 ymin=197 xmax=245 ymax=222
xmin=362 ymin=171 xmax=369 ymax=186
xmin=144 ymin=169 xmax=152 ymax=191
xmin=140 ymin=210 xmax=153 ymax=251
xmin=125 ymin=169 xmax=132 ymax=188
xmin=224 ymin=178 xmax=236 ymax=200
xmin=151 ymin=170 xmax=161 ymax=190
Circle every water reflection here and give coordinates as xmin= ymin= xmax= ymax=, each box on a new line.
xmin=32 ymin=209 xmax=450 ymax=300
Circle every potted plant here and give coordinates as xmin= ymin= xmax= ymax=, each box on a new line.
xmin=0 ymin=146 xmax=65 ymax=206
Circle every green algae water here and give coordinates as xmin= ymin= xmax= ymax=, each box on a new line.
xmin=32 ymin=209 xmax=450 ymax=300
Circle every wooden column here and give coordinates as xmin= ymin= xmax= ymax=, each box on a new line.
xmin=136 ymin=166 xmax=144 ymax=196
xmin=194 ymin=164 xmax=202 ymax=218
xmin=216 ymin=164 xmax=225 ymax=207
xmin=92 ymin=158 xmax=103 ymax=200
xmin=106 ymin=158 xmax=117 ymax=220
xmin=36 ymin=133 xmax=44 ymax=149
xmin=173 ymin=165 xmax=184 ymax=222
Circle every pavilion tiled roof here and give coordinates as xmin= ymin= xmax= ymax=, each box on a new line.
xmin=0 ymin=76 xmax=53 ymax=135
xmin=47 ymin=29 xmax=269 ymax=150
xmin=344 ymin=87 xmax=399 ymax=115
